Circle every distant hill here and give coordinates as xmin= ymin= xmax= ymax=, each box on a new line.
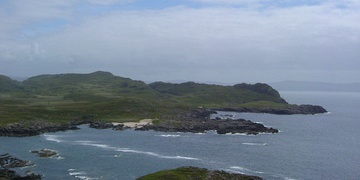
xmin=0 ymin=75 xmax=23 ymax=93
xmin=22 ymin=71 xmax=155 ymax=97
xmin=270 ymin=81 xmax=360 ymax=92
xmin=0 ymin=71 xmax=303 ymax=124
xmin=149 ymin=81 xmax=286 ymax=106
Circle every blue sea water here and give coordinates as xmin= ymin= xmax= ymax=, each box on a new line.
xmin=1 ymin=91 xmax=360 ymax=180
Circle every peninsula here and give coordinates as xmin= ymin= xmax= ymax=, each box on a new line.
xmin=0 ymin=71 xmax=327 ymax=136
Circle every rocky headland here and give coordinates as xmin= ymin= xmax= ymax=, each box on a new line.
xmin=0 ymin=105 xmax=328 ymax=137
xmin=137 ymin=109 xmax=278 ymax=135
xmin=0 ymin=120 xmax=88 ymax=137
xmin=215 ymin=104 xmax=327 ymax=115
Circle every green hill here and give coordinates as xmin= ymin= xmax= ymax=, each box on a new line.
xmin=0 ymin=71 xmax=290 ymax=125
xmin=0 ymin=75 xmax=23 ymax=93
xmin=137 ymin=166 xmax=262 ymax=180
xmin=149 ymin=81 xmax=286 ymax=107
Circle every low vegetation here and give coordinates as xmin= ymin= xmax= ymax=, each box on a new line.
xmin=137 ymin=166 xmax=262 ymax=180
xmin=0 ymin=71 xmax=290 ymax=126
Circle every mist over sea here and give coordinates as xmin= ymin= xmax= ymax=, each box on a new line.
xmin=1 ymin=91 xmax=360 ymax=180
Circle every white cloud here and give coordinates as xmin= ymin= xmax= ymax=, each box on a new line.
xmin=0 ymin=1 xmax=359 ymax=83
xmin=86 ymin=0 xmax=135 ymax=5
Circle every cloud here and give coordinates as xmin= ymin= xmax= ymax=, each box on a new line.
xmin=87 ymin=0 xmax=135 ymax=5
xmin=0 ymin=1 xmax=359 ymax=83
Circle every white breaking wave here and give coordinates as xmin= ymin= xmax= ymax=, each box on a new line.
xmin=43 ymin=134 xmax=63 ymax=143
xmin=75 ymin=175 xmax=98 ymax=180
xmin=69 ymin=171 xmax=86 ymax=176
xmin=77 ymin=141 xmax=117 ymax=151
xmin=229 ymin=166 xmax=251 ymax=172
xmin=242 ymin=142 xmax=268 ymax=146
xmin=74 ymin=140 xmax=200 ymax=161
xmin=68 ymin=169 xmax=98 ymax=180
xmin=115 ymin=148 xmax=199 ymax=160
xmin=157 ymin=134 xmax=181 ymax=137
xmin=225 ymin=133 xmax=248 ymax=136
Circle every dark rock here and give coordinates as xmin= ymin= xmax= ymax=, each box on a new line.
xmin=214 ymin=104 xmax=327 ymax=115
xmin=31 ymin=149 xmax=58 ymax=158
xmin=0 ymin=153 xmax=33 ymax=169
xmin=0 ymin=169 xmax=42 ymax=179
xmin=1 ymin=153 xmax=42 ymax=179
xmin=137 ymin=109 xmax=278 ymax=135
xmin=0 ymin=120 xmax=82 ymax=137
xmin=88 ymin=121 xmax=114 ymax=129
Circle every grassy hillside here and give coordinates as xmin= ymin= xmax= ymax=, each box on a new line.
xmin=0 ymin=71 xmax=289 ymax=126
xmin=137 ymin=166 xmax=262 ymax=180
xmin=0 ymin=75 xmax=23 ymax=93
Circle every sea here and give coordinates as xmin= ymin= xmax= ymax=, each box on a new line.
xmin=1 ymin=91 xmax=360 ymax=180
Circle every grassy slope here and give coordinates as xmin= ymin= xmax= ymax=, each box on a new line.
xmin=0 ymin=71 xmax=288 ymax=126
xmin=137 ymin=166 xmax=262 ymax=180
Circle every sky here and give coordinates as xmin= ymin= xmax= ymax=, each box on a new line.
xmin=0 ymin=0 xmax=359 ymax=84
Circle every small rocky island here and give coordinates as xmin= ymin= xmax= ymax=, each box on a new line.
xmin=137 ymin=166 xmax=263 ymax=180
xmin=31 ymin=149 xmax=58 ymax=158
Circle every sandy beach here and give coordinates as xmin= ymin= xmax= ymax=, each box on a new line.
xmin=113 ymin=119 xmax=153 ymax=128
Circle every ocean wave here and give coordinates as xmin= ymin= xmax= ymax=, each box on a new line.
xmin=161 ymin=155 xmax=199 ymax=160
xmin=74 ymin=140 xmax=199 ymax=161
xmin=69 ymin=171 xmax=86 ymax=176
xmin=225 ymin=133 xmax=248 ymax=136
xmin=157 ymin=134 xmax=181 ymax=137
xmin=229 ymin=166 xmax=298 ymax=180
xmin=43 ymin=134 xmax=63 ymax=143
xmin=115 ymin=148 xmax=199 ymax=160
xmin=75 ymin=175 xmax=98 ymax=180
xmin=227 ymin=166 xmax=266 ymax=177
xmin=77 ymin=142 xmax=117 ymax=150
xmin=242 ymin=142 xmax=268 ymax=146
xmin=229 ymin=166 xmax=251 ymax=172
xmin=68 ymin=169 xmax=98 ymax=180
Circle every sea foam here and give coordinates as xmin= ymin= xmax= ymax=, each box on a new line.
xmin=115 ymin=148 xmax=199 ymax=160
xmin=43 ymin=134 xmax=63 ymax=143
xmin=157 ymin=134 xmax=181 ymax=137
xmin=242 ymin=142 xmax=268 ymax=146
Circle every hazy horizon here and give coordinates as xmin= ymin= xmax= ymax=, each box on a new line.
xmin=1 ymin=0 xmax=359 ymax=84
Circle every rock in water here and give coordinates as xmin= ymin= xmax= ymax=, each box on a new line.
xmin=31 ymin=149 xmax=58 ymax=158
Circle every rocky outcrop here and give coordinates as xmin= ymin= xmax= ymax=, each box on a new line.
xmin=0 ymin=153 xmax=42 ymax=179
xmin=137 ymin=166 xmax=263 ymax=180
xmin=88 ymin=121 xmax=114 ymax=129
xmin=0 ymin=120 xmax=83 ymax=137
xmin=137 ymin=109 xmax=278 ymax=135
xmin=31 ymin=149 xmax=58 ymax=158
xmin=0 ymin=169 xmax=42 ymax=180
xmin=215 ymin=104 xmax=327 ymax=115
xmin=138 ymin=118 xmax=278 ymax=135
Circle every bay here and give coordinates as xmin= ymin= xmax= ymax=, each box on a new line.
xmin=1 ymin=91 xmax=360 ymax=180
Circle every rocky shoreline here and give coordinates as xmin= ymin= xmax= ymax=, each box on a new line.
xmin=0 ymin=120 xmax=87 ymax=137
xmin=215 ymin=104 xmax=327 ymax=115
xmin=0 ymin=153 xmax=42 ymax=179
xmin=137 ymin=109 xmax=278 ymax=135
xmin=0 ymin=104 xmax=327 ymax=137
